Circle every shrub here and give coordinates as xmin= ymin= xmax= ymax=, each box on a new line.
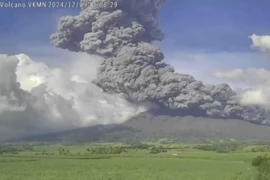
xmin=252 ymin=155 xmax=270 ymax=180
xmin=149 ymin=146 xmax=167 ymax=154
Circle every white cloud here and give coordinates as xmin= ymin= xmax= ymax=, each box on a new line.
xmin=240 ymin=89 xmax=269 ymax=106
xmin=250 ymin=34 xmax=270 ymax=52
xmin=162 ymin=49 xmax=270 ymax=107
xmin=207 ymin=33 xmax=270 ymax=107
xmin=212 ymin=68 xmax=270 ymax=86
xmin=211 ymin=68 xmax=270 ymax=107
xmin=212 ymin=69 xmax=245 ymax=83
xmin=163 ymin=50 xmax=268 ymax=86
xmin=2 ymin=42 xmax=269 ymax=139
xmin=0 ymin=52 xmax=150 ymax=140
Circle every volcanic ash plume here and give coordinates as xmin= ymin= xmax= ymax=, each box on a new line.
xmin=51 ymin=0 xmax=270 ymax=125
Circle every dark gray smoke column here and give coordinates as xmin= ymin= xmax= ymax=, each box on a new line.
xmin=51 ymin=0 xmax=270 ymax=125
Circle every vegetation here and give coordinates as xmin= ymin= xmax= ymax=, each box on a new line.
xmin=86 ymin=146 xmax=126 ymax=154
xmin=0 ymin=144 xmax=34 ymax=154
xmin=1 ymin=142 xmax=270 ymax=179
xmin=193 ymin=143 xmax=244 ymax=153
xmin=252 ymin=155 xmax=270 ymax=180
xmin=149 ymin=146 xmax=167 ymax=154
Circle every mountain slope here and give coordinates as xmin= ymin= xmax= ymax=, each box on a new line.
xmin=15 ymin=112 xmax=270 ymax=142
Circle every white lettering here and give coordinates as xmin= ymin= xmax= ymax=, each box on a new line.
xmin=28 ymin=2 xmax=35 ymax=7
xmin=36 ymin=2 xmax=46 ymax=8
xmin=0 ymin=2 xmax=26 ymax=8
xmin=5 ymin=2 xmax=11 ymax=8
xmin=28 ymin=2 xmax=46 ymax=8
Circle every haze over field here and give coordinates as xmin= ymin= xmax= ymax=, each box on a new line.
xmin=0 ymin=0 xmax=270 ymax=140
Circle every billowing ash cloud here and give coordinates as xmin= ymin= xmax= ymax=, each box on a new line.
xmin=0 ymin=53 xmax=149 ymax=140
xmin=51 ymin=0 xmax=270 ymax=125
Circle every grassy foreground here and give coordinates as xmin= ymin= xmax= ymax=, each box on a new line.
xmin=0 ymin=142 xmax=266 ymax=180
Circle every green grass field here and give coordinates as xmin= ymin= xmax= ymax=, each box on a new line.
xmin=0 ymin=143 xmax=266 ymax=180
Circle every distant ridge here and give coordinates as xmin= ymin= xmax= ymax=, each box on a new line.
xmin=12 ymin=112 xmax=270 ymax=143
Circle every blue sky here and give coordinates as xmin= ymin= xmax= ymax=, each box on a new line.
xmin=158 ymin=0 xmax=270 ymax=52
xmin=0 ymin=0 xmax=269 ymax=83
xmin=0 ymin=0 xmax=78 ymax=55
